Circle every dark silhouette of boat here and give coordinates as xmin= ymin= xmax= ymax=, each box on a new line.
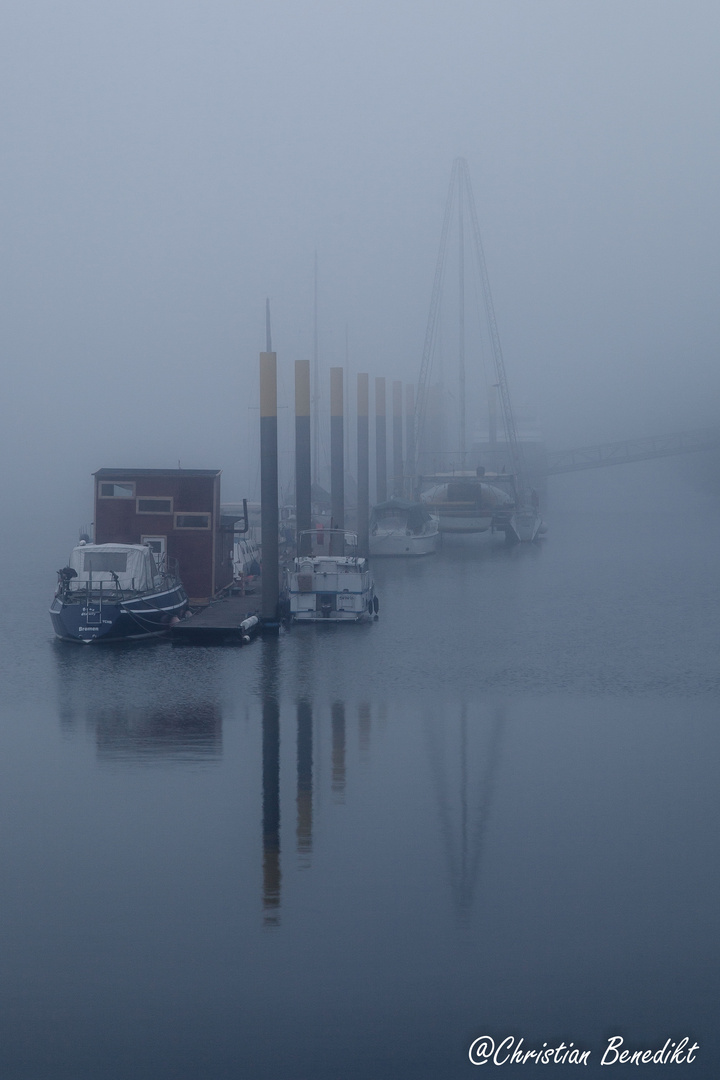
xmin=50 ymin=542 xmax=188 ymax=643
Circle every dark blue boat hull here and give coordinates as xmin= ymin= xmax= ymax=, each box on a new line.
xmin=50 ymin=583 xmax=188 ymax=643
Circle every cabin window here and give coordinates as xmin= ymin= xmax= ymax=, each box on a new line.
xmin=175 ymin=513 xmax=211 ymax=530
xmin=99 ymin=482 xmax=134 ymax=498
xmin=137 ymin=497 xmax=173 ymax=514
xmin=83 ymin=552 xmax=128 ymax=573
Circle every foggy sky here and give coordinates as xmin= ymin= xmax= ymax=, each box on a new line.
xmin=3 ymin=0 xmax=720 ymax=541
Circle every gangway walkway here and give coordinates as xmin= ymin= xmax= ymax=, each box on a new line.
xmin=543 ymin=428 xmax=720 ymax=476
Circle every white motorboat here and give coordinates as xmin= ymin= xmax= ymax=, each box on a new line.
xmin=369 ymin=499 xmax=439 ymax=556
xmin=284 ymin=531 xmax=377 ymax=622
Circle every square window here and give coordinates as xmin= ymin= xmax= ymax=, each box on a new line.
xmin=175 ymin=513 xmax=210 ymax=530
xmin=137 ymin=497 xmax=173 ymax=514
xmin=99 ymin=482 xmax=134 ymax=498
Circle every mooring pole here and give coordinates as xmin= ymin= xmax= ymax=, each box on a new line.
xmin=295 ymin=359 xmax=312 ymax=556
xmin=330 ymin=366 xmax=345 ymax=556
xmin=357 ymin=373 xmax=369 ymax=558
xmin=375 ymin=376 xmax=387 ymax=504
xmin=260 ymin=351 xmax=280 ymax=627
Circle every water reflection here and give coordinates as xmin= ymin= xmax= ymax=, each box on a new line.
xmin=296 ymin=698 xmax=313 ymax=864
xmin=425 ymin=703 xmax=505 ymax=916
xmin=261 ymin=638 xmax=281 ymax=926
xmin=358 ymin=700 xmax=371 ymax=758
xmin=53 ymin=642 xmax=223 ymax=761
xmin=92 ymin=702 xmax=221 ymax=759
xmin=331 ymin=700 xmax=346 ymax=801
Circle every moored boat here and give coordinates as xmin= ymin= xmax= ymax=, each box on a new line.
xmin=369 ymin=498 xmax=439 ymax=556
xmin=51 ymin=542 xmax=188 ymax=643
xmin=232 ymin=535 xmax=261 ymax=586
xmin=420 ymin=474 xmax=514 ymax=533
xmin=283 ymin=530 xmax=377 ymax=622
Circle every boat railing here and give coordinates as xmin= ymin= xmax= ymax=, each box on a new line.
xmin=56 ymin=555 xmax=183 ymax=601
xmin=293 ymin=528 xmax=361 ymax=561
xmin=157 ymin=556 xmax=182 ymax=586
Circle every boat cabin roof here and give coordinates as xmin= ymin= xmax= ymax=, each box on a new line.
xmin=66 ymin=543 xmax=158 ymax=592
xmin=295 ymin=555 xmax=366 ymax=569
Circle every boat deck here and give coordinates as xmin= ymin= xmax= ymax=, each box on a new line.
xmin=171 ymin=589 xmax=261 ymax=645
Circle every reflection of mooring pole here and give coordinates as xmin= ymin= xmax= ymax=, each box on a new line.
xmin=357 ymin=373 xmax=370 ymax=558
xmin=261 ymin=640 xmax=281 ymax=925
xmin=331 ymin=700 xmax=346 ymax=799
xmin=330 ymin=367 xmax=345 ymax=556
xmin=295 ymin=359 xmax=312 ymax=556
xmin=375 ymin=377 xmax=387 ymax=503
xmin=296 ymin=698 xmax=313 ymax=861
xmin=358 ymin=701 xmax=371 ymax=757
xmin=260 ymin=350 xmax=280 ymax=628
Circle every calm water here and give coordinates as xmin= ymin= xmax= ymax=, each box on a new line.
xmin=2 ymin=469 xmax=719 ymax=1078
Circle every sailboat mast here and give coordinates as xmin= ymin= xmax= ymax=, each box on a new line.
xmin=413 ymin=158 xmax=459 ymax=479
xmin=460 ymin=157 xmax=527 ymax=503
xmin=312 ymin=252 xmax=319 ymax=486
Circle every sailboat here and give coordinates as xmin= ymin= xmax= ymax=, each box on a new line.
xmin=369 ymin=498 xmax=439 ymax=555
xmin=419 ymin=472 xmax=513 ymax=534
xmin=412 ymin=158 xmax=544 ymax=542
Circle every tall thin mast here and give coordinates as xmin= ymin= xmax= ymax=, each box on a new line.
xmin=413 ymin=158 xmax=459 ymax=479
xmin=312 ymin=252 xmax=319 ymax=486
xmin=460 ymin=158 xmax=528 ymax=503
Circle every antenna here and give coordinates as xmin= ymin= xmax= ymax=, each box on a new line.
xmin=265 ymin=298 xmax=272 ymax=353
xmin=312 ymin=253 xmax=319 ymax=485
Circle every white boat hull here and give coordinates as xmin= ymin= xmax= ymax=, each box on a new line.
xmin=508 ymin=509 xmax=543 ymax=543
xmin=285 ymin=555 xmax=376 ymax=623
xmin=435 ymin=512 xmax=493 ymax=534
xmin=369 ymin=528 xmax=439 ymax=556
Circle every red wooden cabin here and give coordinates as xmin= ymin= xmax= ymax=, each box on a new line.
xmin=93 ymin=468 xmax=233 ymax=603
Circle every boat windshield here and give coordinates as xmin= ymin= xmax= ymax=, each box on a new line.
xmin=82 ymin=551 xmax=128 ymax=574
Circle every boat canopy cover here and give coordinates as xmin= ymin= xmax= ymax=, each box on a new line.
xmin=371 ymin=498 xmax=434 ymax=532
xmin=421 ymin=482 xmax=513 ymax=508
xmin=66 ymin=544 xmax=157 ymax=591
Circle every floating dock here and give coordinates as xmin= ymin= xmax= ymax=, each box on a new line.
xmin=171 ymin=591 xmax=261 ymax=645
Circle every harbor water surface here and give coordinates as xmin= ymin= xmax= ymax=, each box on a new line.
xmin=2 ymin=467 xmax=719 ymax=1078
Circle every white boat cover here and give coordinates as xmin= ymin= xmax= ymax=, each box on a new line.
xmin=67 ymin=543 xmax=158 ymax=592
xmin=421 ymin=481 xmax=513 ymax=507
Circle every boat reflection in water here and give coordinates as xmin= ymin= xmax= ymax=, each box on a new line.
xmin=255 ymin=667 xmax=503 ymax=930
xmin=424 ymin=703 xmax=505 ymax=915
xmin=53 ymin=643 xmax=222 ymax=762
xmin=55 ymin=627 xmax=502 ymax=937
xmin=91 ymin=701 xmax=222 ymax=760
